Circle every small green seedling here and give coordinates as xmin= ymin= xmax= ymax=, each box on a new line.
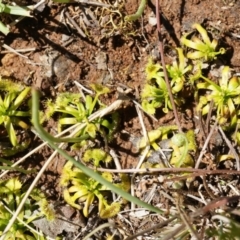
xmin=0 ymin=178 xmax=53 ymax=239
xmin=45 ymin=84 xmax=119 ymax=146
xmin=0 ymin=2 xmax=31 ymax=35
xmin=60 ymin=160 xmax=125 ymax=218
xmin=181 ymin=23 xmax=226 ymax=61
xmin=197 ymin=66 xmax=240 ymax=127
xmin=0 ymin=79 xmax=31 ymax=154
xmin=141 ymin=59 xmax=172 ymax=114
xmin=83 ymin=148 xmax=112 ymax=167
xmin=166 ymin=48 xmax=192 ymax=93
xmin=169 ymin=130 xmax=196 ymax=168
xmin=141 ymin=58 xmax=185 ymax=114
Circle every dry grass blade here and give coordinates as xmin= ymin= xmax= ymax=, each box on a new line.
xmin=195 ymin=120 xmax=218 ymax=169
xmin=125 ymin=216 xmax=178 ymax=240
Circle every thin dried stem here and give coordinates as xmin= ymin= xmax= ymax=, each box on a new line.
xmin=195 ymin=120 xmax=218 ymax=169
xmin=131 ymin=104 xmax=150 ymax=209
xmin=218 ymin=126 xmax=240 ymax=170
xmin=125 ymin=216 xmax=177 ymax=240
xmin=176 ymin=194 xmax=200 ymax=240
xmin=155 ymin=0 xmax=182 ymax=132
xmin=96 ymin=167 xmax=240 ymax=175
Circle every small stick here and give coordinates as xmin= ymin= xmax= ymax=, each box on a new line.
xmin=1 ymin=47 xmax=36 ymax=54
xmin=125 ymin=216 xmax=177 ymax=240
xmin=176 ymin=194 xmax=201 ymax=240
xmin=195 ymin=120 xmax=218 ymax=169
xmin=155 ymin=0 xmax=182 ymax=132
xmin=218 ymin=126 xmax=240 ymax=170
xmin=2 ymin=44 xmax=28 ymax=59
xmin=131 ymin=104 xmax=150 ymax=209
xmin=95 ymin=167 xmax=240 ymax=175
xmin=64 ymin=11 xmax=86 ymax=38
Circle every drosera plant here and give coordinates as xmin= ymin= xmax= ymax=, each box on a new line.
xmin=181 ymin=23 xmax=226 ymax=61
xmin=166 ymin=48 xmax=192 ymax=93
xmin=0 ymin=178 xmax=54 ymax=240
xmin=0 ymin=79 xmax=31 ymax=156
xmin=131 ymin=126 xmax=196 ymax=168
xmin=0 ymin=2 xmax=32 ymax=35
xmin=197 ymin=66 xmax=240 ymax=128
xmin=141 ymin=57 xmax=187 ymax=114
xmin=44 ymin=83 xmax=119 ymax=146
xmin=141 ymin=58 xmax=173 ymax=114
xmin=60 ymin=148 xmax=130 ymax=218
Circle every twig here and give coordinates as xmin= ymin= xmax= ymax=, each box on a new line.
xmin=131 ymin=104 xmax=150 ymax=209
xmin=64 ymin=11 xmax=86 ymax=38
xmin=155 ymin=0 xmax=182 ymax=132
xmin=218 ymin=126 xmax=240 ymax=170
xmin=1 ymin=47 xmax=36 ymax=54
xmin=82 ymin=222 xmax=114 ymax=240
xmin=2 ymin=44 xmax=28 ymax=59
xmin=176 ymin=194 xmax=200 ymax=240
xmin=96 ymin=167 xmax=240 ymax=175
xmin=125 ymin=216 xmax=177 ymax=240
xmin=161 ymin=224 xmax=186 ymax=240
xmin=195 ymin=120 xmax=218 ymax=169
xmin=206 ymin=100 xmax=214 ymax=134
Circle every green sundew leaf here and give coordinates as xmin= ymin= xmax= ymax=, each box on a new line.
xmin=115 ymin=174 xmax=130 ymax=192
xmin=83 ymin=148 xmax=112 ymax=167
xmin=11 ymin=87 xmax=30 ymax=110
xmin=0 ymin=79 xmax=23 ymax=92
xmin=10 ymin=110 xmax=30 ymax=118
xmin=0 ymin=21 xmax=9 ymax=35
xmin=187 ymin=51 xmax=206 ymax=60
xmin=4 ymin=92 xmax=17 ymax=109
xmin=85 ymin=95 xmax=94 ymax=114
xmin=176 ymin=48 xmax=187 ymax=71
xmin=197 ymin=82 xmax=211 ymax=90
xmin=0 ymin=95 xmax=4 ymax=106
xmin=137 ymin=129 xmax=162 ymax=149
xmin=11 ymin=117 xmax=28 ymax=129
xmin=5 ymin=118 xmax=18 ymax=146
xmin=90 ymin=83 xmax=110 ymax=95
xmin=0 ymin=4 xmax=5 ymax=13
xmin=59 ymin=117 xmax=78 ymax=125
xmin=83 ymin=194 xmax=95 ymax=217
xmin=63 ymin=189 xmax=82 ymax=209
xmin=141 ymin=100 xmax=159 ymax=115
xmin=85 ymin=123 xmax=97 ymax=138
xmin=99 ymin=202 xmax=121 ymax=219
xmin=220 ymin=66 xmax=231 ymax=88
xmin=101 ymin=172 xmax=113 ymax=182
xmin=158 ymin=125 xmax=178 ymax=139
xmin=3 ymin=4 xmax=31 ymax=17
xmin=5 ymin=178 xmax=22 ymax=191
xmin=181 ymin=36 xmax=206 ymax=51
xmin=145 ymin=58 xmax=162 ymax=80
xmin=228 ymin=76 xmax=240 ymax=91
xmin=211 ymin=39 xmax=218 ymax=50
xmin=186 ymin=130 xmax=196 ymax=152
xmin=39 ymin=199 xmax=55 ymax=221
xmin=0 ymin=116 xmax=5 ymax=125
xmin=171 ymin=79 xmax=184 ymax=93
xmin=192 ymin=23 xmax=212 ymax=46
xmin=69 ymin=189 xmax=89 ymax=204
